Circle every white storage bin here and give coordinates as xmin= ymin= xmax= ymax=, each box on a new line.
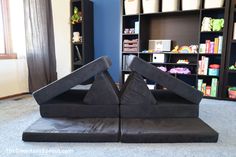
xmin=204 ymin=0 xmax=224 ymax=9
xmin=124 ymin=0 xmax=140 ymax=15
xmin=162 ymin=0 xmax=179 ymax=12
xmin=153 ymin=54 xmax=167 ymax=63
xmin=182 ymin=0 xmax=201 ymax=11
xmin=142 ymin=0 xmax=160 ymax=13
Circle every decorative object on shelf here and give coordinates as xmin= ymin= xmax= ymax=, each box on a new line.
xmin=182 ymin=0 xmax=201 ymax=11
xmin=162 ymin=0 xmax=179 ymax=12
xmin=169 ymin=67 xmax=191 ymax=75
xmin=171 ymin=45 xmax=198 ymax=54
xmin=72 ymin=32 xmax=82 ymax=43
xmin=171 ymin=45 xmax=179 ymax=53
xmin=148 ymin=40 xmax=171 ymax=52
xmin=229 ymin=62 xmax=236 ymax=70
xmin=71 ymin=7 xmax=82 ymax=24
xmin=157 ymin=66 xmax=167 ymax=72
xmin=190 ymin=45 xmax=198 ymax=54
xmin=124 ymin=28 xmax=135 ymax=34
xmin=228 ymin=87 xmax=236 ymax=99
xmin=124 ymin=0 xmax=140 ymax=15
xmin=177 ymin=59 xmax=190 ymax=64
xmin=204 ymin=0 xmax=224 ymax=9
xmin=142 ymin=0 xmax=160 ymax=13
xmin=212 ymin=19 xmax=224 ymax=32
xmin=208 ymin=64 xmax=220 ymax=76
xmin=201 ymin=17 xmax=212 ymax=32
xmin=201 ymin=18 xmax=224 ymax=32
xmin=233 ymin=23 xmax=236 ymax=40
xmin=123 ymin=39 xmax=139 ymax=52
xmin=178 ymin=46 xmax=192 ymax=54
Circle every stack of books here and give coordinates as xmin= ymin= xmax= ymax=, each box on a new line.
xmin=199 ymin=36 xmax=223 ymax=54
xmin=198 ymin=56 xmax=209 ymax=75
xmin=198 ymin=78 xmax=218 ymax=97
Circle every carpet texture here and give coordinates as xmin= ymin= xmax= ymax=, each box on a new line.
xmin=0 ymin=95 xmax=236 ymax=157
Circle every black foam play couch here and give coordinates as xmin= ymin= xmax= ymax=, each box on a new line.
xmin=22 ymin=56 xmax=218 ymax=143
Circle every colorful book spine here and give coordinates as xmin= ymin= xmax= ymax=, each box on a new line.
xmin=214 ymin=38 xmax=219 ymax=54
xmin=206 ymin=86 xmax=211 ymax=96
xmin=198 ymin=79 xmax=203 ymax=91
xmin=218 ymin=36 xmax=223 ymax=54
xmin=211 ymin=78 xmax=218 ymax=97
xmin=210 ymin=42 xmax=214 ymax=54
xmin=201 ymin=83 xmax=207 ymax=96
xmin=205 ymin=40 xmax=211 ymax=54
xmin=203 ymin=57 xmax=209 ymax=75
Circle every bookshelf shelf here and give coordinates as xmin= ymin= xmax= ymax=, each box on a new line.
xmin=122 ymin=34 xmax=139 ymax=36
xmin=198 ymin=75 xmax=220 ymax=78
xmin=71 ymin=0 xmax=94 ymax=71
xmin=228 ymin=70 xmax=236 ymax=73
xmin=150 ymin=62 xmax=198 ymax=66
xmin=121 ymin=0 xmax=231 ymax=99
xmin=200 ymin=31 xmax=223 ymax=34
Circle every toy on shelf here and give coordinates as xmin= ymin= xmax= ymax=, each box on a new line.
xmin=228 ymin=87 xmax=236 ymax=99
xmin=172 ymin=46 xmax=179 ymax=53
xmin=229 ymin=62 xmax=236 ymax=70
xmin=212 ymin=19 xmax=224 ymax=32
xmin=169 ymin=67 xmax=191 ymax=75
xmin=201 ymin=17 xmax=224 ymax=32
xmin=177 ymin=59 xmax=190 ymax=64
xmin=157 ymin=66 xmax=167 ymax=72
xmin=72 ymin=32 xmax=82 ymax=43
xmin=201 ymin=17 xmax=212 ymax=32
xmin=124 ymin=28 xmax=135 ymax=34
xmin=71 ymin=7 xmax=82 ymax=24
xmin=171 ymin=45 xmax=198 ymax=54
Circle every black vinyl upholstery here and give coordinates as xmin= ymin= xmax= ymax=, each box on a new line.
xmin=121 ymin=118 xmax=218 ymax=143
xmin=23 ymin=118 xmax=119 ymax=142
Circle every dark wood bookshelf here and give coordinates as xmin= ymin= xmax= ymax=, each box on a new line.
xmin=223 ymin=0 xmax=236 ymax=101
xmin=70 ymin=0 xmax=94 ymax=71
xmin=121 ymin=0 xmax=231 ymax=100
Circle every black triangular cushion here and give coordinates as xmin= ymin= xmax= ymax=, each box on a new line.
xmin=129 ymin=57 xmax=203 ymax=104
xmin=120 ymin=72 xmax=156 ymax=106
xmin=83 ymin=71 xmax=119 ymax=105
xmin=33 ymin=56 xmax=112 ymax=105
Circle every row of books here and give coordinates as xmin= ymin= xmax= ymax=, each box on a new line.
xmin=198 ymin=78 xmax=218 ymax=97
xmin=199 ymin=36 xmax=223 ymax=54
xmin=198 ymin=56 xmax=209 ymax=75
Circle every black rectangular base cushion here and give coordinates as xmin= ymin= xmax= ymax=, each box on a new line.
xmin=23 ymin=118 xmax=119 ymax=142
xmin=121 ymin=90 xmax=199 ymax=118
xmin=40 ymin=90 xmax=119 ymax=118
xmin=121 ymin=118 xmax=218 ymax=143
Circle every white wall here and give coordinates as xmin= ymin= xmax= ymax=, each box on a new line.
xmin=0 ymin=59 xmax=28 ymax=98
xmin=52 ymin=0 xmax=72 ymax=79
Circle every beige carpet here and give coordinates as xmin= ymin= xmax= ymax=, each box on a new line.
xmin=0 ymin=95 xmax=236 ymax=157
